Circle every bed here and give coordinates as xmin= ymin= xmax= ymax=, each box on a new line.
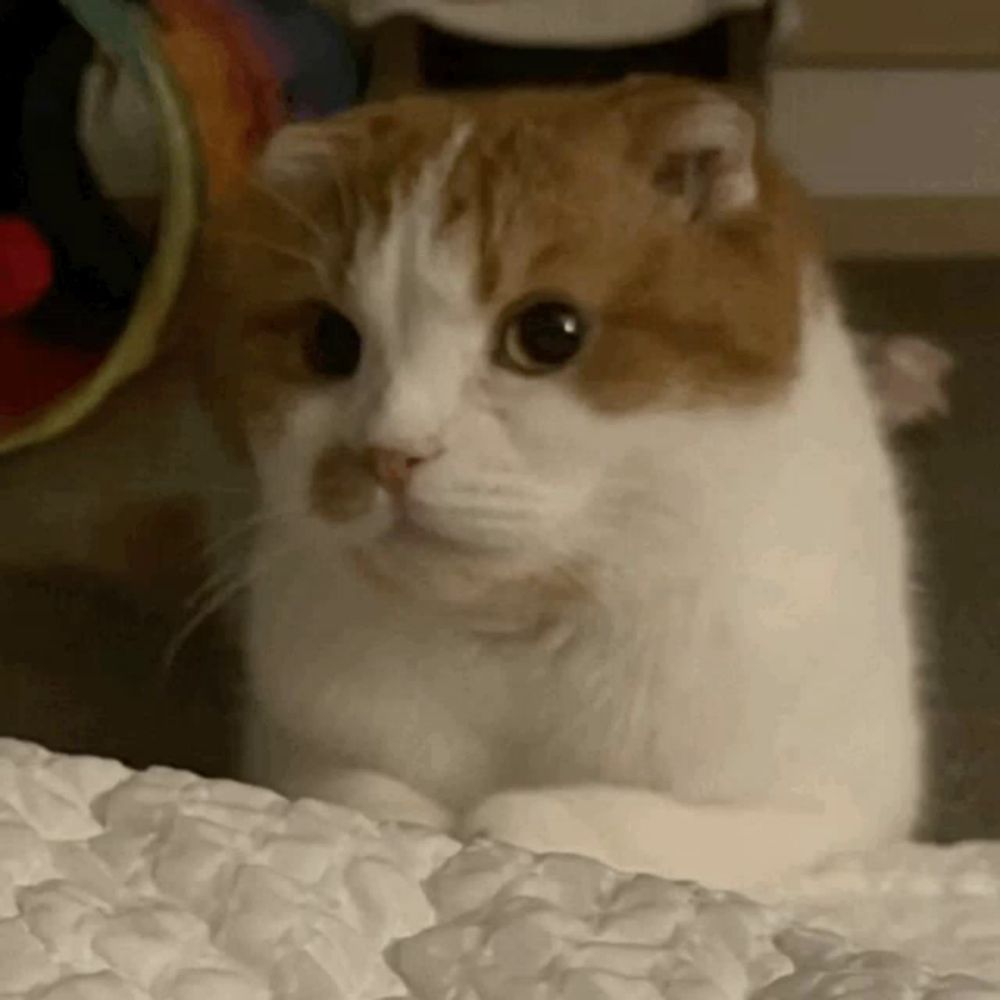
xmin=1 ymin=738 xmax=997 ymax=999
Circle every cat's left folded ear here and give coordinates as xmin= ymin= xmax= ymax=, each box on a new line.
xmin=616 ymin=76 xmax=761 ymax=222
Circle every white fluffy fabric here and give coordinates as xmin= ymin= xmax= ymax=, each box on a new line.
xmin=0 ymin=739 xmax=997 ymax=998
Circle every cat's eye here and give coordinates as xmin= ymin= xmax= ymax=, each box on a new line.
xmin=304 ymin=307 xmax=362 ymax=379
xmin=498 ymin=298 xmax=589 ymax=375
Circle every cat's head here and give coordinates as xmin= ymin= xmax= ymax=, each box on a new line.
xmin=189 ymin=76 xmax=814 ymax=608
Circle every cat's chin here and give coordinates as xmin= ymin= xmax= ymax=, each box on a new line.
xmin=349 ymin=527 xmax=561 ymax=613
xmin=352 ymin=530 xmax=520 ymax=599
xmin=382 ymin=512 xmax=478 ymax=552
xmin=359 ymin=498 xmax=528 ymax=560
xmin=346 ymin=523 xmax=591 ymax=642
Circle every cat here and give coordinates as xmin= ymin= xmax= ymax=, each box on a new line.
xmin=184 ymin=75 xmax=924 ymax=891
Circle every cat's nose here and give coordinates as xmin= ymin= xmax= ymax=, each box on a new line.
xmin=366 ymin=446 xmax=435 ymax=494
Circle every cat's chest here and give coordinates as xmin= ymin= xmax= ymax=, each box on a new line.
xmin=248 ymin=554 xmax=697 ymax=803
xmin=254 ymin=609 xmax=634 ymax=796
xmin=352 ymin=630 xmax=671 ymax=797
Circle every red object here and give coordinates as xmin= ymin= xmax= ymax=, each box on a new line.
xmin=0 ymin=213 xmax=103 ymax=432
xmin=0 ymin=215 xmax=54 ymax=319
xmin=0 ymin=326 xmax=104 ymax=423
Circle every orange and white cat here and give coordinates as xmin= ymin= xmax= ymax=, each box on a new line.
xmin=189 ymin=76 xmax=923 ymax=891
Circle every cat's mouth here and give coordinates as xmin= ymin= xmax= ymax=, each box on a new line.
xmin=383 ymin=506 xmax=456 ymax=548
xmin=370 ymin=496 xmax=474 ymax=553
xmin=350 ymin=501 xmax=508 ymax=604
xmin=352 ymin=494 xmax=528 ymax=571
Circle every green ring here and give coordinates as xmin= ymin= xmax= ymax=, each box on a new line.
xmin=0 ymin=15 xmax=204 ymax=454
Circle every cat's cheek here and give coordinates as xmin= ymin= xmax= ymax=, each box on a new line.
xmin=311 ymin=497 xmax=396 ymax=550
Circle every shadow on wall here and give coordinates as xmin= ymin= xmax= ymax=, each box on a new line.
xmin=838 ymin=257 xmax=1000 ymax=842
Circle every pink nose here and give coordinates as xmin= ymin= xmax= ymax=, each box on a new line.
xmin=366 ymin=447 xmax=428 ymax=494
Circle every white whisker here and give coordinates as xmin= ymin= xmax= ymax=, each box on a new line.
xmin=161 ymin=540 xmax=296 ymax=684
xmin=161 ymin=570 xmax=246 ymax=683
xmin=246 ymin=175 xmax=333 ymax=250
xmin=200 ymin=506 xmax=299 ymax=564
xmin=421 ymin=501 xmax=523 ymax=525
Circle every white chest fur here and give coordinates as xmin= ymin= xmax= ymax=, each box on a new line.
xmin=243 ymin=302 xmax=922 ymax=891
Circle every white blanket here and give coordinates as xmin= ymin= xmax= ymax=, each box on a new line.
xmin=0 ymin=738 xmax=997 ymax=999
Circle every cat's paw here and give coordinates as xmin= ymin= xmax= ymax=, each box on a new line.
xmin=462 ymin=790 xmax=611 ymax=863
xmin=321 ymin=769 xmax=453 ymax=831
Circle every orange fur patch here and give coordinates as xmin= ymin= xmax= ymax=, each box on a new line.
xmin=311 ymin=446 xmax=377 ymax=522
xmin=182 ymin=76 xmax=818 ymax=440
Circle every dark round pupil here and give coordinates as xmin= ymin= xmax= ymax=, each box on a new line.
xmin=306 ymin=308 xmax=362 ymax=378
xmin=515 ymin=302 xmax=585 ymax=367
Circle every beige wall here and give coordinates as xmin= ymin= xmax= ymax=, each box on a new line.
xmin=769 ymin=68 xmax=1000 ymax=197
xmin=772 ymin=1 xmax=1000 ymax=255
xmin=787 ymin=0 xmax=1000 ymax=65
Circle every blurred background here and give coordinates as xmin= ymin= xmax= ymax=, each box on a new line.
xmin=0 ymin=0 xmax=997 ymax=839
xmin=771 ymin=0 xmax=1000 ymax=840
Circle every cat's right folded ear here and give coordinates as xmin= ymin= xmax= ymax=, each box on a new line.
xmin=614 ymin=76 xmax=762 ymax=223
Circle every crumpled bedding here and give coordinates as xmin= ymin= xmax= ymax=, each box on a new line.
xmin=0 ymin=738 xmax=997 ymax=999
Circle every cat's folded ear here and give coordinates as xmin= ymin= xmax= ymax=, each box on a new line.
xmin=615 ymin=76 xmax=761 ymax=222
xmin=255 ymin=121 xmax=356 ymax=189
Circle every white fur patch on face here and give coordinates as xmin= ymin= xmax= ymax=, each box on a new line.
xmin=346 ymin=125 xmax=482 ymax=456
